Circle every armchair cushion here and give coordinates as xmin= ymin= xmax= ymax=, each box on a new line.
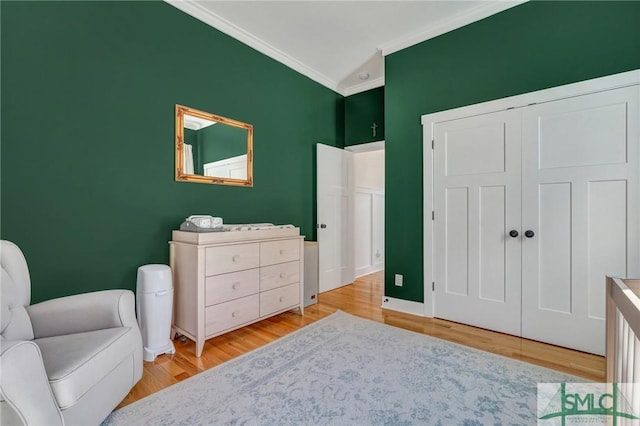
xmin=34 ymin=326 xmax=139 ymax=410
xmin=27 ymin=290 xmax=138 ymax=339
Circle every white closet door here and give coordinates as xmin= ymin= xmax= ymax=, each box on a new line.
xmin=521 ymin=86 xmax=640 ymax=355
xmin=433 ymin=109 xmax=523 ymax=335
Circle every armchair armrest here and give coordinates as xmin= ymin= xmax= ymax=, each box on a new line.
xmin=0 ymin=340 xmax=63 ymax=426
xmin=27 ymin=290 xmax=138 ymax=339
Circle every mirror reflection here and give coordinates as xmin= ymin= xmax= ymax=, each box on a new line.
xmin=175 ymin=105 xmax=253 ymax=186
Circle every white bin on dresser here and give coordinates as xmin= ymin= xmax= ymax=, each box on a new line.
xmin=170 ymin=227 xmax=305 ymax=357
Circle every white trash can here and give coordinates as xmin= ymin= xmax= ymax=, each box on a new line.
xmin=136 ymin=264 xmax=176 ymax=362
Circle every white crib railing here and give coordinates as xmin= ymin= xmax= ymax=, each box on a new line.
xmin=606 ymin=276 xmax=640 ymax=421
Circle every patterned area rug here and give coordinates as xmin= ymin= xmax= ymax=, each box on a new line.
xmin=103 ymin=311 xmax=578 ymax=425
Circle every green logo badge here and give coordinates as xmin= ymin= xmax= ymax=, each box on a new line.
xmin=538 ymin=383 xmax=640 ymax=425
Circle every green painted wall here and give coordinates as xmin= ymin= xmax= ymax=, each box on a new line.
xmin=385 ymin=1 xmax=640 ymax=302
xmin=1 ymin=1 xmax=343 ymax=303
xmin=345 ymin=87 xmax=384 ymax=146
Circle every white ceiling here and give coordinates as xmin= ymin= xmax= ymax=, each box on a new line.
xmin=167 ymin=1 xmax=524 ymax=96
xmin=183 ymin=114 xmax=217 ymax=130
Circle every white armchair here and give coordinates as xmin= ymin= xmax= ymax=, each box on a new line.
xmin=0 ymin=240 xmax=143 ymax=425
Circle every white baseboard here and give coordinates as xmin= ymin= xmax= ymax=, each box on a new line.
xmin=355 ymin=264 xmax=383 ymax=278
xmin=381 ymin=296 xmax=426 ymax=317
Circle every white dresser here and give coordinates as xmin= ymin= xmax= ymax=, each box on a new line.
xmin=170 ymin=228 xmax=304 ymax=357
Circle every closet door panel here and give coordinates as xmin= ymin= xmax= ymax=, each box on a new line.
xmin=522 ymin=85 xmax=639 ymax=355
xmin=587 ymin=180 xmax=628 ymax=320
xmin=538 ymin=102 xmax=627 ymax=169
xmin=537 ymin=182 xmax=572 ymax=314
xmin=433 ymin=109 xmax=522 ymax=336
xmin=445 ymin=123 xmax=506 ymax=175
xmin=478 ymin=185 xmax=507 ymax=303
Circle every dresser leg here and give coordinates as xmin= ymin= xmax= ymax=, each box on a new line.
xmin=196 ymin=339 xmax=205 ymax=357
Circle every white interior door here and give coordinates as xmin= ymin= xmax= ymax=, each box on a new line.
xmin=317 ymin=143 xmax=354 ymax=293
xmin=521 ymin=86 xmax=640 ymax=355
xmin=433 ymin=109 xmax=523 ymax=335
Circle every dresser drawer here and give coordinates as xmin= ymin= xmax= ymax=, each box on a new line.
xmin=260 ymin=283 xmax=299 ymax=317
xmin=260 ymin=239 xmax=300 ymax=266
xmin=205 ymin=294 xmax=259 ymax=336
xmin=260 ymin=261 xmax=300 ymax=292
xmin=206 ymin=268 xmax=260 ymax=306
xmin=205 ymin=243 xmax=260 ymax=276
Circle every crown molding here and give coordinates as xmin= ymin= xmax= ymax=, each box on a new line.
xmin=165 ymin=0 xmax=342 ymax=94
xmin=342 ymin=76 xmax=385 ymax=97
xmin=379 ymin=0 xmax=527 ymax=56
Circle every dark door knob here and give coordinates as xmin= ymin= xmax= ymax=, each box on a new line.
xmin=524 ymin=230 xmax=535 ymax=238
xmin=320 ymin=224 xmax=327 ymax=229
xmin=509 ymin=230 xmax=519 ymax=238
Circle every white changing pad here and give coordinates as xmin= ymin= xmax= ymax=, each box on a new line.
xmin=172 ymin=225 xmax=300 ymax=244
xmin=221 ymin=223 xmax=295 ymax=231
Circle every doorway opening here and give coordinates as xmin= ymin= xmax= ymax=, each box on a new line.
xmin=347 ymin=141 xmax=385 ymax=279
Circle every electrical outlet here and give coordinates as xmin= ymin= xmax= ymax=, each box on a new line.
xmin=394 ymin=274 xmax=403 ymax=287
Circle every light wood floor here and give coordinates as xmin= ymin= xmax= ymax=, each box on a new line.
xmin=119 ymin=270 xmax=605 ymax=408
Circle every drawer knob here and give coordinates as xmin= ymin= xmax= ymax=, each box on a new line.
xmin=232 ymin=282 xmax=240 ymax=290
xmin=280 ymin=273 xmax=286 ymax=279
xmin=231 ymin=311 xmax=237 ymax=317
xmin=279 ymin=249 xmax=284 ymax=255
xmin=279 ymin=297 xmax=284 ymax=302
xmin=232 ymin=255 xmax=240 ymax=262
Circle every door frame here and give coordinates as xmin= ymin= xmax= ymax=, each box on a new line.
xmin=421 ymin=69 xmax=640 ymax=318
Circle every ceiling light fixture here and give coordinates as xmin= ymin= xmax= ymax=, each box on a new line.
xmin=358 ymin=72 xmax=370 ymax=81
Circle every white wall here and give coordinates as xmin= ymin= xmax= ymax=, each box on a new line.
xmin=354 ymin=150 xmax=385 ymax=189
xmin=353 ymin=149 xmax=384 ymax=277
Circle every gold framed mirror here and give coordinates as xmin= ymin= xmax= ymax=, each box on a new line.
xmin=175 ymin=104 xmax=253 ymax=186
